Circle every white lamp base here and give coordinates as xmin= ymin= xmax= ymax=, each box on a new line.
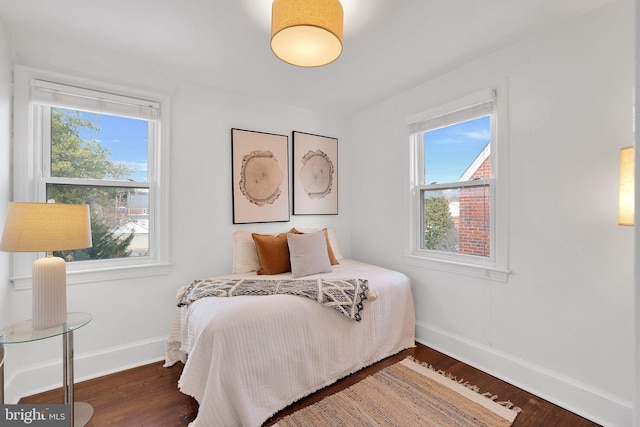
xmin=32 ymin=255 xmax=67 ymax=329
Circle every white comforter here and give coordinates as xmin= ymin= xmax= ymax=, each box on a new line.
xmin=165 ymin=259 xmax=416 ymax=427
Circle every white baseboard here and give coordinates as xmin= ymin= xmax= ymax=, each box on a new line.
xmin=415 ymin=321 xmax=632 ymax=427
xmin=4 ymin=336 xmax=168 ymax=404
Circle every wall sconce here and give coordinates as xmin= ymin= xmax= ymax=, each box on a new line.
xmin=271 ymin=0 xmax=344 ymax=67
xmin=619 ymin=146 xmax=634 ymax=226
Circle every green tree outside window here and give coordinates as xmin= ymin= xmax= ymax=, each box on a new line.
xmin=50 ymin=108 xmax=136 ymax=261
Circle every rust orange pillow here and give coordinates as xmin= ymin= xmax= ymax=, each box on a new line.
xmin=252 ymin=232 xmax=290 ymax=275
xmin=322 ymin=228 xmax=339 ymax=265
xmin=251 ymin=229 xmax=302 ymax=275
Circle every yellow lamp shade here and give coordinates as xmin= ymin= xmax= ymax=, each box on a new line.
xmin=271 ymin=0 xmax=344 ymax=67
xmin=619 ymin=146 xmax=634 ymax=226
xmin=0 ymin=202 xmax=92 ymax=329
xmin=0 ymin=202 xmax=92 ymax=252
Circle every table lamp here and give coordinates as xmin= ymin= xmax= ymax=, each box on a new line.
xmin=0 ymin=202 xmax=92 ymax=329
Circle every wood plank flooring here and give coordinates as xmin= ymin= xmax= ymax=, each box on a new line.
xmin=20 ymin=343 xmax=601 ymax=426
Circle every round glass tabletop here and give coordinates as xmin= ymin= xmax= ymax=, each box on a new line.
xmin=0 ymin=312 xmax=92 ymax=344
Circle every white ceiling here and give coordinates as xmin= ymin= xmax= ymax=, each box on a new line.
xmin=0 ymin=0 xmax=615 ymax=116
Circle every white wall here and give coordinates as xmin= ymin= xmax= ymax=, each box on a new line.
xmin=349 ymin=2 xmax=633 ymax=426
xmin=1 ymin=25 xmax=352 ymax=403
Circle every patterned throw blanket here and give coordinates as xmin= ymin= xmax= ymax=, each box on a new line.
xmin=178 ymin=278 xmax=369 ymax=321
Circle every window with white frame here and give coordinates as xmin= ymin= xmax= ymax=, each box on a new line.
xmin=11 ymin=66 xmax=170 ymax=287
xmin=407 ymin=87 xmax=509 ymax=281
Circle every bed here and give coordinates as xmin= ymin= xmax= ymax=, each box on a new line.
xmin=164 ymin=229 xmax=416 ymax=427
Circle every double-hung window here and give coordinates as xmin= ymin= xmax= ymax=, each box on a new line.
xmin=11 ymin=66 xmax=170 ymax=288
xmin=407 ymin=87 xmax=509 ymax=281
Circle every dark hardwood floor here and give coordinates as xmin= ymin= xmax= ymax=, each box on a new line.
xmin=20 ymin=343 xmax=601 ymax=426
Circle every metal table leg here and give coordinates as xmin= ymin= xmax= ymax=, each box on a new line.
xmin=0 ymin=343 xmax=5 ymax=405
xmin=62 ymin=330 xmax=93 ymax=427
xmin=63 ymin=331 xmax=73 ymax=424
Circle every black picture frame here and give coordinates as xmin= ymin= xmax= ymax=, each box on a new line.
xmin=292 ymin=131 xmax=338 ymax=215
xmin=231 ymin=128 xmax=290 ymax=223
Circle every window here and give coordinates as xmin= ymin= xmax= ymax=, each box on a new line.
xmin=11 ymin=66 xmax=171 ymax=288
xmin=407 ymin=87 xmax=509 ymax=281
xmin=47 ymin=107 xmax=151 ymax=260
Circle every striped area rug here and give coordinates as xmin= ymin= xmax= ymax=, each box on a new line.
xmin=274 ymin=357 xmax=521 ymax=427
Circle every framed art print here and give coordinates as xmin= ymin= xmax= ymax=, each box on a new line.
xmin=231 ymin=128 xmax=289 ymax=224
xmin=292 ymin=131 xmax=338 ymax=215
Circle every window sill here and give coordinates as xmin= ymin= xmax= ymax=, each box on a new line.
xmin=12 ymin=262 xmax=172 ymax=290
xmin=403 ymin=254 xmax=511 ymax=282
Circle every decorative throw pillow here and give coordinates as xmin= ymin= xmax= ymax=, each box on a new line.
xmin=290 ymin=227 xmax=340 ymax=265
xmin=287 ymin=231 xmax=332 ymax=278
xmin=321 ymin=228 xmax=340 ymax=265
xmin=325 ymin=227 xmax=344 ymax=260
xmin=232 ymin=230 xmax=261 ymax=274
xmin=252 ymin=230 xmax=301 ymax=275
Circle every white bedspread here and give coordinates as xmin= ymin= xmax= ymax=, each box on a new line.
xmin=165 ymin=259 xmax=416 ymax=427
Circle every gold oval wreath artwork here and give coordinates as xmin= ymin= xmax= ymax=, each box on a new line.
xmin=299 ymin=149 xmax=334 ymax=199
xmin=239 ymin=150 xmax=283 ymax=206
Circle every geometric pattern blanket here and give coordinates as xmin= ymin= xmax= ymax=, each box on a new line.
xmin=177 ymin=278 xmax=369 ymax=321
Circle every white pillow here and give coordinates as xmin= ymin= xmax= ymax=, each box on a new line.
xmin=287 ymin=231 xmax=332 ymax=278
xmin=232 ymin=230 xmax=260 ymax=274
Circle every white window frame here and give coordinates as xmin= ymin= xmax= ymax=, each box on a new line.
xmin=405 ymin=85 xmax=510 ymax=282
xmin=11 ymin=65 xmax=171 ymax=289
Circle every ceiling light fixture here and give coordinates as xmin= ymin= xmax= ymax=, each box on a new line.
xmin=271 ymin=0 xmax=344 ymax=67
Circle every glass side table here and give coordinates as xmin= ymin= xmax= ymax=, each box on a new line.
xmin=0 ymin=312 xmax=94 ymax=427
